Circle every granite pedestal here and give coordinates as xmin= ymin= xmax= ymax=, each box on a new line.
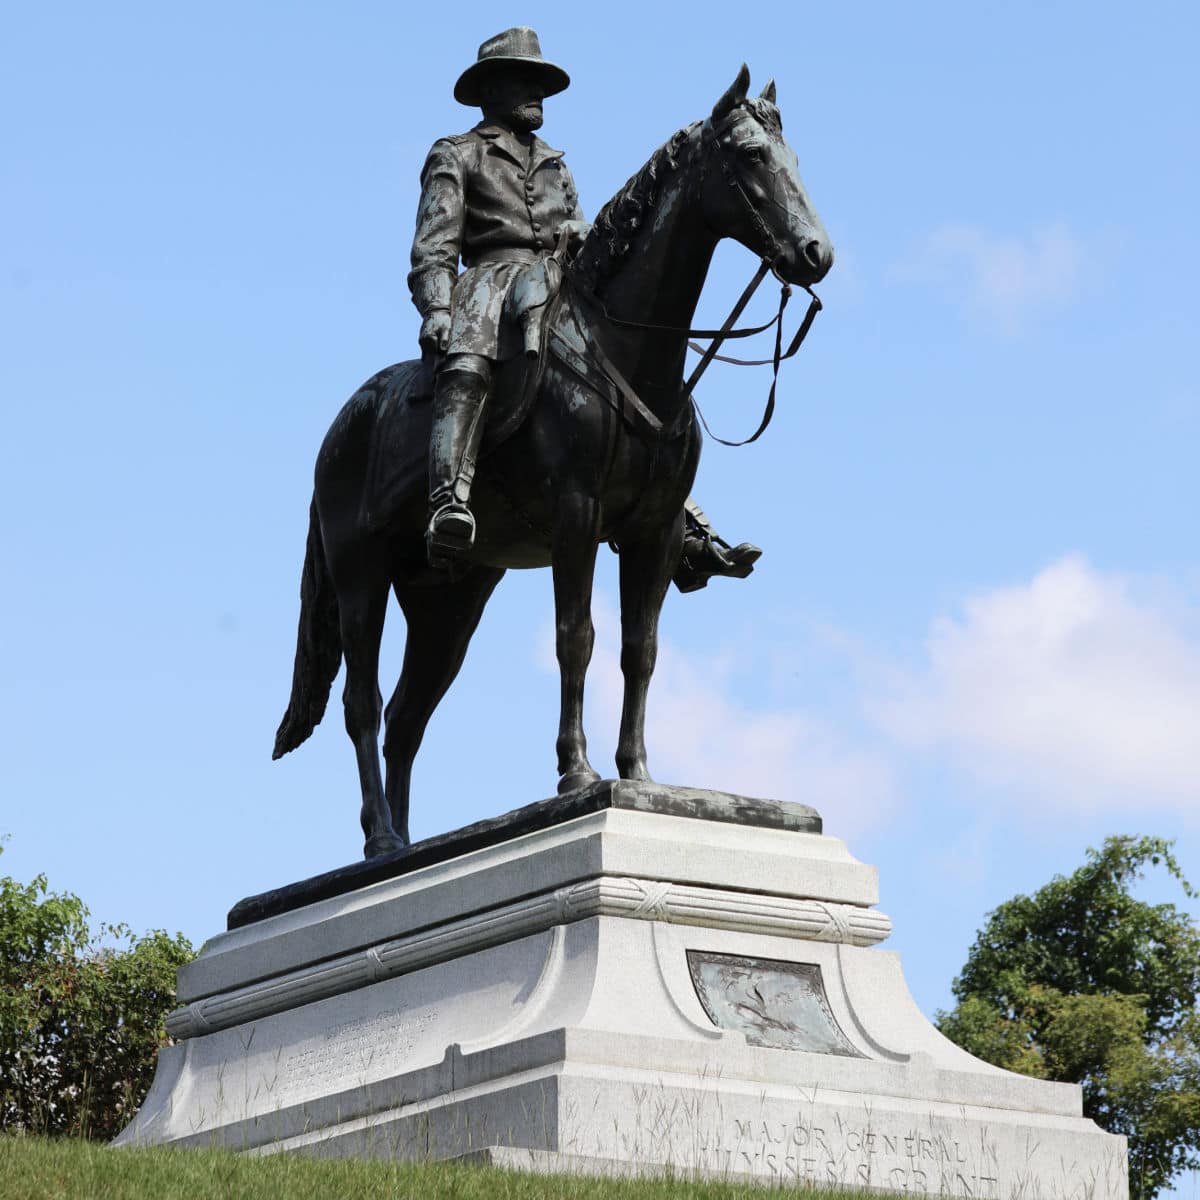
xmin=117 ymin=782 xmax=1128 ymax=1198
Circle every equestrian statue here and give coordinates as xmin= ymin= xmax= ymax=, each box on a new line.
xmin=273 ymin=27 xmax=833 ymax=858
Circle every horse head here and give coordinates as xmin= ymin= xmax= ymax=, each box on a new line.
xmin=700 ymin=66 xmax=833 ymax=287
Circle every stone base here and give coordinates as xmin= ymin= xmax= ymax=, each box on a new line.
xmin=117 ymin=784 xmax=1127 ymax=1199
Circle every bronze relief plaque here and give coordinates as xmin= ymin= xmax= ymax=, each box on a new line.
xmin=687 ymin=952 xmax=863 ymax=1057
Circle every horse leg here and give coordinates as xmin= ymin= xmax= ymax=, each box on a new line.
xmin=383 ymin=565 xmax=505 ymax=841
xmin=615 ymin=512 xmax=684 ymax=782
xmin=552 ymin=493 xmax=602 ymax=793
xmin=333 ymin=560 xmax=402 ymax=858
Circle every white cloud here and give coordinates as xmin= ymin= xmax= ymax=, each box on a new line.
xmin=534 ymin=560 xmax=1200 ymax=833
xmin=537 ymin=599 xmax=896 ymax=839
xmin=872 ymin=557 xmax=1200 ymax=816
xmin=894 ymin=222 xmax=1088 ymax=333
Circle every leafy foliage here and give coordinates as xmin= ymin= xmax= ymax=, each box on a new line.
xmin=937 ymin=835 xmax=1200 ymax=1200
xmin=0 ymin=845 xmax=194 ymax=1139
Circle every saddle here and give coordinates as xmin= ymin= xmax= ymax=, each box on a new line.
xmin=503 ymin=249 xmax=563 ymax=360
xmin=363 ymin=257 xmax=566 ymax=534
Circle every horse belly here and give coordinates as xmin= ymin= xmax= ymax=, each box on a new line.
xmin=469 ymin=477 xmax=552 ymax=569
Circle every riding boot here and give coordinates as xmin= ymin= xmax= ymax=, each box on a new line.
xmin=427 ymin=368 xmax=489 ymax=567
xmin=673 ymin=497 xmax=763 ymax=593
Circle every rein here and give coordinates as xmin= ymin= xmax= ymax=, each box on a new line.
xmin=689 ymin=269 xmax=822 ymax=447
xmin=576 ymin=258 xmax=778 ymax=341
xmin=571 ymin=259 xmax=822 ymax=448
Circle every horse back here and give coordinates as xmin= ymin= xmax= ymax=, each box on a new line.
xmin=311 ymin=360 xmax=428 ymax=535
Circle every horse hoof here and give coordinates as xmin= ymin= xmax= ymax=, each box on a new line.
xmin=557 ymin=769 xmax=601 ymax=795
xmin=363 ymin=832 xmax=408 ymax=860
xmin=618 ymin=763 xmax=654 ymax=783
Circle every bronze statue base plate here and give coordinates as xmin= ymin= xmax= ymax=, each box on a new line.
xmin=227 ymin=780 xmax=821 ymax=930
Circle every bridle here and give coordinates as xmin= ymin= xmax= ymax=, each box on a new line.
xmin=570 ymin=104 xmax=823 ymax=447
xmin=702 ymin=107 xmax=790 ymax=270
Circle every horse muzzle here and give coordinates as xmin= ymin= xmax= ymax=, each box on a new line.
xmin=777 ymin=236 xmax=833 ymax=286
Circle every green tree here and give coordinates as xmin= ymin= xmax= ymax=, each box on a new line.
xmin=0 ymin=845 xmax=194 ymax=1140
xmin=937 ymin=835 xmax=1200 ymax=1200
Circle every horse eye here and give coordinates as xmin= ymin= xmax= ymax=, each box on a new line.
xmin=741 ymin=144 xmax=766 ymax=163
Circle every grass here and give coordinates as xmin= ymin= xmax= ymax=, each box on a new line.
xmin=0 ymin=1136 xmax=868 ymax=1200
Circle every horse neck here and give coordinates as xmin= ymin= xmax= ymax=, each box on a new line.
xmin=592 ymin=172 xmax=717 ymax=415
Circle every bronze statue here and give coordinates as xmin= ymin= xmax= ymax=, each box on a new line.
xmin=412 ymin=28 xmax=760 ymax=590
xmin=273 ymin=32 xmax=832 ymax=859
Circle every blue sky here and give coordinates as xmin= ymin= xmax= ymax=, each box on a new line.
xmin=2 ymin=0 xmax=1197 ymax=1174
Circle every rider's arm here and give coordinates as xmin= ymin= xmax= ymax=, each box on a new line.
xmin=408 ymin=139 xmax=467 ymax=320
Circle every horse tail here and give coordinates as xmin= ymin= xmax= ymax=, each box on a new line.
xmin=272 ymin=497 xmax=342 ymax=759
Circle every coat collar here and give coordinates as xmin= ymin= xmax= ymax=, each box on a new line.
xmin=473 ymin=122 xmax=565 ymax=172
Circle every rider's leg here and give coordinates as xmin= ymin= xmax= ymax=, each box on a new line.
xmin=427 ymin=353 xmax=492 ymax=566
xmin=673 ymin=496 xmax=763 ymax=593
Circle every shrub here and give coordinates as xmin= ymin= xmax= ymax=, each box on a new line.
xmin=0 ymin=845 xmax=194 ymax=1139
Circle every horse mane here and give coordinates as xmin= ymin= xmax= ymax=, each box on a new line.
xmin=741 ymin=96 xmax=782 ymax=137
xmin=571 ymin=121 xmax=702 ymax=293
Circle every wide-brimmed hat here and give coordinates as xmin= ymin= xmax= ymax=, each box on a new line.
xmin=454 ymin=27 xmax=570 ymax=107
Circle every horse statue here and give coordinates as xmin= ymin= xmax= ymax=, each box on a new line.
xmin=272 ymin=66 xmax=833 ymax=858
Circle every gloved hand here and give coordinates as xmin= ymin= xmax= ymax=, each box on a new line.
xmin=558 ymin=219 xmax=592 ymax=254
xmin=419 ymin=310 xmax=451 ymax=356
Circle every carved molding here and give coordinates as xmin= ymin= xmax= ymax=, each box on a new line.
xmin=167 ymin=877 xmax=891 ymax=1040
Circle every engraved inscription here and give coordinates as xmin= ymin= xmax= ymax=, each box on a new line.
xmin=283 ymin=1006 xmax=439 ymax=1090
xmin=562 ymin=1087 xmax=1007 ymax=1198
xmin=687 ymin=952 xmax=863 ymax=1057
xmin=700 ymin=1117 xmax=1000 ymax=1195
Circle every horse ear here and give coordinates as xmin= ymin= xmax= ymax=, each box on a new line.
xmin=712 ymin=64 xmax=751 ymax=122
xmin=759 ymin=78 xmax=777 ymax=104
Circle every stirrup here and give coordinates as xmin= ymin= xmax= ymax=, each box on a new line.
xmin=673 ymin=534 xmax=762 ymax=593
xmin=426 ymin=501 xmax=476 ymax=566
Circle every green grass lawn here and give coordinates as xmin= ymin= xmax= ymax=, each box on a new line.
xmin=0 ymin=1136 xmax=863 ymax=1200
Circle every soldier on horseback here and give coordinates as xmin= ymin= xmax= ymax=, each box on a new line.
xmin=409 ymin=26 xmax=761 ymax=591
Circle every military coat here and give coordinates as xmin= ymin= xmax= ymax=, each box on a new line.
xmin=408 ymin=122 xmax=586 ymax=360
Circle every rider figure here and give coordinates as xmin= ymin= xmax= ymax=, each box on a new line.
xmin=409 ymin=26 xmax=760 ymax=590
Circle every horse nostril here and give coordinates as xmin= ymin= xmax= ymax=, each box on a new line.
xmin=803 ymin=239 xmax=824 ymax=269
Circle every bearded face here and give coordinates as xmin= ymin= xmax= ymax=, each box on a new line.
xmin=480 ymin=69 xmax=547 ymax=133
xmin=505 ymin=98 xmax=544 ymax=133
